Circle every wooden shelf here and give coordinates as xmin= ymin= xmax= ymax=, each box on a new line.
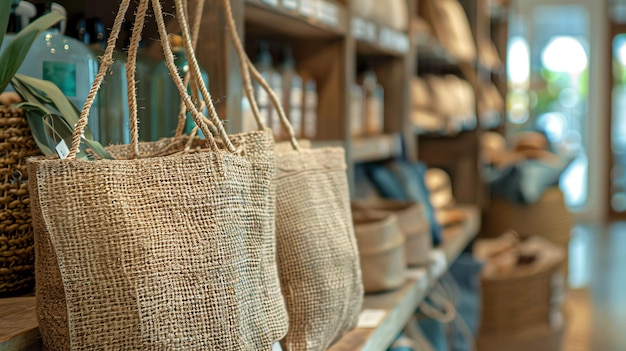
xmin=244 ymin=0 xmax=348 ymax=38
xmin=414 ymin=32 xmax=458 ymax=66
xmin=352 ymin=17 xmax=410 ymax=57
xmin=351 ymin=134 xmax=403 ymax=163
xmin=0 ymin=207 xmax=480 ymax=351
xmin=328 ymin=205 xmax=481 ymax=351
xmin=0 ymin=296 xmax=39 ymax=351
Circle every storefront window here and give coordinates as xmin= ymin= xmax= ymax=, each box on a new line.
xmin=507 ymin=5 xmax=590 ymax=210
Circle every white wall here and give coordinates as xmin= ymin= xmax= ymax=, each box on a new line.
xmin=512 ymin=0 xmax=609 ymax=223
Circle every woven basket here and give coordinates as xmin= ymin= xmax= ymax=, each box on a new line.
xmin=479 ymin=237 xmax=564 ymax=335
xmin=353 ymin=211 xmax=407 ymax=293
xmin=482 ymin=187 xmax=572 ymax=276
xmin=0 ymin=105 xmax=40 ymax=295
xmin=477 ymin=325 xmax=565 ymax=351
xmin=353 ymin=200 xmax=432 ymax=266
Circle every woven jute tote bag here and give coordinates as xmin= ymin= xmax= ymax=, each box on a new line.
xmin=0 ymin=104 xmax=40 ymax=295
xmin=28 ymin=0 xmax=287 ymax=349
xmin=224 ymin=2 xmax=364 ymax=348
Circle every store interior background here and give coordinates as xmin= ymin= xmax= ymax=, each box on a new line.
xmin=5 ymin=0 xmax=626 ymax=349
xmin=56 ymin=0 xmax=626 ymax=348
xmin=508 ymin=0 xmax=625 ymax=349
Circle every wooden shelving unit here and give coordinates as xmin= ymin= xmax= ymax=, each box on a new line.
xmin=328 ymin=205 xmax=481 ymax=351
xmin=351 ymin=134 xmax=402 ymax=163
xmin=0 ymin=1 xmax=504 ymax=350
xmin=0 ymin=207 xmax=481 ymax=351
xmin=245 ymin=0 xmax=349 ymax=37
xmin=352 ymin=17 xmax=410 ymax=57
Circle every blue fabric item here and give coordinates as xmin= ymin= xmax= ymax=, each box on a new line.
xmin=365 ymin=161 xmax=443 ymax=246
xmin=417 ymin=310 xmax=447 ymax=351
xmin=483 ymin=153 xmax=577 ymax=205
xmin=448 ymin=253 xmax=483 ymax=351
xmin=365 ymin=162 xmax=408 ymax=201
xmin=394 ymin=161 xmax=443 ymax=246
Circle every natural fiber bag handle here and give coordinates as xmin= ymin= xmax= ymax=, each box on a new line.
xmin=173 ymin=0 xmax=208 ymax=138
xmin=146 ymin=0 xmax=238 ymax=154
xmin=169 ymin=0 xmax=242 ymax=151
xmin=68 ymin=0 xmax=235 ymax=159
xmin=222 ymin=0 xmax=301 ymax=152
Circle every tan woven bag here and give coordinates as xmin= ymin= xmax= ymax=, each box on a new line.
xmin=223 ymin=2 xmax=364 ymax=349
xmin=28 ymin=0 xmax=287 ymax=349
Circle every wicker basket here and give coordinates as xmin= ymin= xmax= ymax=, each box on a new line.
xmin=353 ymin=211 xmax=407 ymax=293
xmin=482 ymin=187 xmax=572 ymax=276
xmin=353 ymin=200 xmax=432 ymax=266
xmin=479 ymin=237 xmax=565 ymax=336
xmin=0 ymin=105 xmax=40 ymax=295
xmin=477 ymin=325 xmax=565 ymax=351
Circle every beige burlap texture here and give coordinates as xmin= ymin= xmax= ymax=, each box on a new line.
xmin=275 ymin=148 xmax=363 ymax=350
xmin=222 ymin=0 xmax=364 ymax=348
xmin=28 ymin=0 xmax=287 ymax=349
xmin=352 ymin=211 xmax=407 ymax=293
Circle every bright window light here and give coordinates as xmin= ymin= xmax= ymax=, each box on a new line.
xmin=617 ymin=41 xmax=626 ymax=66
xmin=507 ymin=36 xmax=530 ymax=87
xmin=541 ymin=36 xmax=588 ymax=74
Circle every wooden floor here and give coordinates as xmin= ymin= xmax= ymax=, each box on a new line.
xmin=562 ymin=223 xmax=626 ymax=351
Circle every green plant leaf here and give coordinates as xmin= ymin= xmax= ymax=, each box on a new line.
xmin=18 ymin=103 xmax=56 ymax=156
xmin=0 ymin=11 xmax=64 ymax=93
xmin=0 ymin=0 xmax=12 ymax=50
xmin=13 ymin=75 xmax=112 ymax=160
xmin=19 ymin=105 xmax=113 ymax=160
xmin=44 ymin=113 xmax=112 ymax=160
xmin=11 ymin=74 xmax=93 ymax=139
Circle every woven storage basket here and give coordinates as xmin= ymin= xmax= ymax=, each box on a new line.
xmin=353 ymin=211 xmax=407 ymax=293
xmin=477 ymin=325 xmax=565 ymax=351
xmin=353 ymin=200 xmax=432 ymax=266
xmin=0 ymin=105 xmax=40 ymax=295
xmin=482 ymin=186 xmax=572 ymax=276
xmin=479 ymin=237 xmax=564 ymax=336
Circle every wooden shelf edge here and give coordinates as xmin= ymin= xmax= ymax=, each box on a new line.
xmin=353 ymin=17 xmax=410 ymax=57
xmin=329 ymin=205 xmax=481 ymax=351
xmin=414 ymin=33 xmax=458 ymax=65
xmin=351 ymin=134 xmax=402 ymax=163
xmin=0 ymin=208 xmax=481 ymax=351
xmin=245 ymin=0 xmax=348 ymax=38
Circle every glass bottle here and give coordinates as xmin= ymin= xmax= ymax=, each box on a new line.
xmin=17 ymin=2 xmax=100 ymax=139
xmin=254 ymin=41 xmax=282 ymax=138
xmin=360 ymin=67 xmax=384 ymax=135
xmin=150 ymin=34 xmax=209 ymax=141
xmin=279 ymin=47 xmax=303 ymax=138
xmin=87 ymin=18 xmax=130 ymax=145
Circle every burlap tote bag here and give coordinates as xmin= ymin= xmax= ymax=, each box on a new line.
xmin=223 ymin=2 xmax=364 ymax=349
xmin=28 ymin=0 xmax=288 ymax=349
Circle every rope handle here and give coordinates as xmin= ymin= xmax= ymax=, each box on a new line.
xmin=222 ymin=0 xmax=300 ymax=151
xmin=419 ymin=289 xmax=457 ymax=324
xmin=173 ymin=0 xmax=236 ymax=153
xmin=174 ymin=0 xmax=218 ymax=138
xmin=69 ymin=0 xmax=240 ymax=159
xmin=68 ymin=0 xmax=131 ymax=159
